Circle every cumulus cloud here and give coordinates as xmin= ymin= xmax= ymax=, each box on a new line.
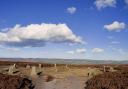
xmin=67 ymin=7 xmax=77 ymax=14
xmin=0 ymin=23 xmax=84 ymax=47
xmin=92 ymin=48 xmax=104 ymax=53
xmin=104 ymin=21 xmax=126 ymax=32
xmin=67 ymin=48 xmax=87 ymax=54
xmin=125 ymin=0 xmax=128 ymax=5
xmin=94 ymin=0 xmax=116 ymax=10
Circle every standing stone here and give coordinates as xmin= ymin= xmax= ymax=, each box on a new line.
xmin=54 ymin=64 xmax=58 ymax=72
xmin=8 ymin=64 xmax=16 ymax=75
xmin=8 ymin=66 xmax=14 ymax=75
xmin=26 ymin=65 xmax=31 ymax=69
xmin=39 ymin=64 xmax=42 ymax=69
xmin=109 ymin=66 xmax=114 ymax=72
xmin=66 ymin=64 xmax=70 ymax=70
xmin=103 ymin=66 xmax=106 ymax=72
xmin=65 ymin=64 xmax=68 ymax=69
xmin=30 ymin=66 xmax=37 ymax=77
xmin=13 ymin=64 xmax=16 ymax=68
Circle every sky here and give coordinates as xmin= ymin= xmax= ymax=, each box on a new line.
xmin=0 ymin=0 xmax=128 ymax=60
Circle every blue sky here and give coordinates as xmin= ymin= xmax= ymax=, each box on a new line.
xmin=0 ymin=0 xmax=128 ymax=60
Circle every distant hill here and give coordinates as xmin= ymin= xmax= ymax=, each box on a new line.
xmin=0 ymin=58 xmax=128 ymax=64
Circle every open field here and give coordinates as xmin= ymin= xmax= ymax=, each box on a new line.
xmin=0 ymin=60 xmax=128 ymax=89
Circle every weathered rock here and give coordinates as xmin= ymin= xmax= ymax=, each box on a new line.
xmin=30 ymin=66 xmax=37 ymax=77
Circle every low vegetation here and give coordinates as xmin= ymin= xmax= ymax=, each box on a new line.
xmin=85 ymin=66 xmax=128 ymax=89
xmin=0 ymin=73 xmax=34 ymax=89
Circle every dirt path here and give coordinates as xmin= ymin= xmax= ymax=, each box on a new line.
xmin=34 ymin=76 xmax=89 ymax=89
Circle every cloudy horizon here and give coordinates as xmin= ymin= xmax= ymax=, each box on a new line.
xmin=0 ymin=0 xmax=128 ymax=60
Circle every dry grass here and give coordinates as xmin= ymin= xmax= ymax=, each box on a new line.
xmin=41 ymin=66 xmax=102 ymax=79
xmin=85 ymin=66 xmax=128 ymax=89
xmin=0 ymin=64 xmax=103 ymax=79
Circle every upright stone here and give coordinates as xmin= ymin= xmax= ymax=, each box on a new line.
xmin=26 ymin=65 xmax=31 ymax=69
xmin=103 ymin=66 xmax=106 ymax=72
xmin=30 ymin=66 xmax=37 ymax=77
xmin=13 ymin=64 xmax=16 ymax=68
xmin=8 ymin=66 xmax=14 ymax=75
xmin=109 ymin=66 xmax=114 ymax=72
xmin=39 ymin=64 xmax=42 ymax=69
xmin=65 ymin=64 xmax=70 ymax=70
xmin=54 ymin=64 xmax=58 ymax=72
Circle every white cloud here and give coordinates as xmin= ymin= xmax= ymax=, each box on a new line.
xmin=94 ymin=0 xmax=116 ymax=10
xmin=76 ymin=48 xmax=87 ymax=53
xmin=111 ymin=48 xmax=126 ymax=55
xmin=67 ymin=7 xmax=77 ymax=14
xmin=117 ymin=48 xmax=125 ymax=55
xmin=0 ymin=45 xmax=20 ymax=51
xmin=67 ymin=48 xmax=87 ymax=54
xmin=0 ymin=23 xmax=84 ymax=47
xmin=110 ymin=41 xmax=120 ymax=44
xmin=104 ymin=21 xmax=126 ymax=32
xmin=125 ymin=0 xmax=128 ymax=5
xmin=92 ymin=48 xmax=104 ymax=53
xmin=67 ymin=51 xmax=75 ymax=54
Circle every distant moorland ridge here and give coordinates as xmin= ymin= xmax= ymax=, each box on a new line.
xmin=0 ymin=58 xmax=128 ymax=64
